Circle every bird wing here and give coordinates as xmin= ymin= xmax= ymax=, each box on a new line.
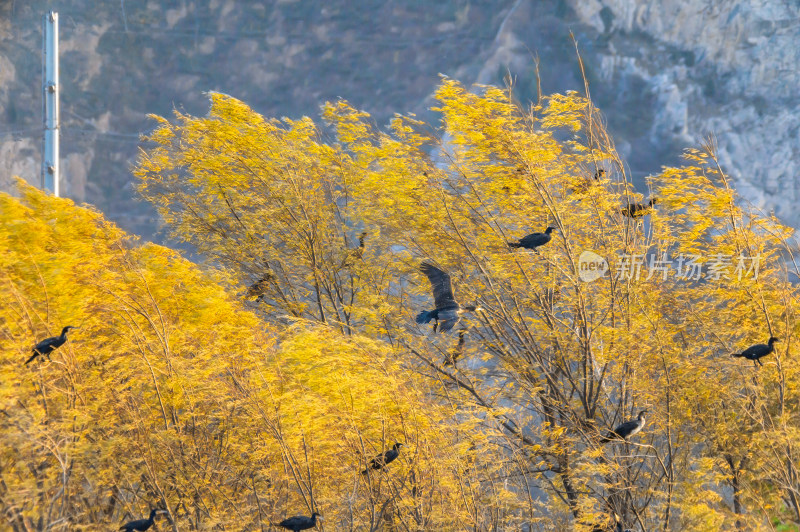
xmin=520 ymin=233 xmax=547 ymax=247
xmin=33 ymin=336 xmax=60 ymax=353
xmin=279 ymin=516 xmax=303 ymax=527
xmin=613 ymin=419 xmax=638 ymax=437
xmin=384 ymin=448 xmax=399 ymax=464
xmin=741 ymin=343 xmax=768 ymax=358
xmin=438 ymin=316 xmax=459 ymax=333
xmin=420 ymin=262 xmax=457 ymax=309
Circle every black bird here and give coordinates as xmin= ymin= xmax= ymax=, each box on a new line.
xmin=362 ymin=442 xmax=403 ymax=474
xmin=620 ymin=198 xmax=658 ymax=218
xmin=600 ymin=410 xmax=648 ymax=443
xmin=119 ymin=509 xmax=165 ymax=532
xmin=277 ymin=512 xmax=322 ymax=531
xmin=343 ymin=231 xmax=368 ymax=267
xmin=444 ymin=330 xmax=466 ymax=367
xmin=416 ymin=262 xmax=481 ymax=333
xmin=573 ymin=168 xmax=605 ymax=194
xmin=732 ymin=336 xmax=779 ymax=367
xmin=355 ymin=231 xmax=367 ymax=257
xmin=25 ymin=325 xmax=78 ymax=365
xmin=508 ymin=226 xmax=556 ymax=252
xmin=590 ymin=512 xmax=623 ymax=532
xmin=246 ymin=273 xmax=274 ymax=300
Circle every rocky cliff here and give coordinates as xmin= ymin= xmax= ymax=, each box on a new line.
xmin=1 ymin=0 xmax=796 ymax=236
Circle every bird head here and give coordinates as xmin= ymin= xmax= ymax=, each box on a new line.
xmin=312 ymin=512 xmax=322 ymax=519
xmin=393 ymin=442 xmax=404 ymax=450
xmin=463 ymin=305 xmax=483 ymax=313
xmin=769 ymin=336 xmax=780 ymax=344
xmin=62 ymin=325 xmax=79 ymax=335
xmin=595 ymin=169 xmax=605 ymax=179
xmin=545 ymin=226 xmax=557 ymax=234
xmin=649 ymin=197 xmax=658 ymax=206
xmin=638 ymin=409 xmax=648 ymax=419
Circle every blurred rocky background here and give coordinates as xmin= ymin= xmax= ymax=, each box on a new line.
xmin=1 ymin=0 xmax=797 ymax=239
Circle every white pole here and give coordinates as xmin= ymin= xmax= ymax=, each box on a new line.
xmin=42 ymin=11 xmax=59 ymax=196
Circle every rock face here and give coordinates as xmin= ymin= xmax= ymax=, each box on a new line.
xmin=478 ymin=0 xmax=800 ymax=223
xmin=0 ymin=1 xmax=797 ymax=234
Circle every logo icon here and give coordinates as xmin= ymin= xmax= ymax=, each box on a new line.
xmin=579 ymin=251 xmax=609 ymax=282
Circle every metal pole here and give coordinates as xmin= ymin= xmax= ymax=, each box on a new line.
xmin=42 ymin=11 xmax=59 ymax=196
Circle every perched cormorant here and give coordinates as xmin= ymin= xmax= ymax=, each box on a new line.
xmin=620 ymin=198 xmax=658 ymax=218
xmin=600 ymin=410 xmax=648 ymax=443
xmin=732 ymin=337 xmax=779 ymax=367
xmin=343 ymin=232 xmax=368 ymax=266
xmin=444 ymin=330 xmax=466 ymax=367
xmin=25 ymin=326 xmax=78 ymax=365
xmin=355 ymin=231 xmax=367 ymax=258
xmin=277 ymin=512 xmax=322 ymax=531
xmin=508 ymin=226 xmax=556 ymax=252
xmin=246 ymin=273 xmax=274 ymax=300
xmin=416 ymin=262 xmax=481 ymax=333
xmin=362 ymin=442 xmax=403 ymax=474
xmin=119 ymin=509 xmax=165 ymax=532
xmin=572 ymin=169 xmax=605 ymax=194
xmin=590 ymin=512 xmax=623 ymax=532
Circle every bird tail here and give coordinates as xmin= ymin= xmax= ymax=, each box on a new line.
xmin=415 ymin=310 xmax=432 ymax=324
xmin=507 ymin=241 xmax=521 ymax=249
xmin=24 ymin=352 xmax=38 ymax=365
xmin=599 ymin=432 xmax=618 ymax=444
xmin=731 ymin=353 xmax=743 ymax=358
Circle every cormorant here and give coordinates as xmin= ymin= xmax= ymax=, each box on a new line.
xmin=732 ymin=337 xmax=779 ymax=367
xmin=416 ymin=262 xmax=481 ymax=333
xmin=119 ymin=509 xmax=165 ymax=532
xmin=246 ymin=273 xmax=274 ymax=300
xmin=444 ymin=330 xmax=466 ymax=366
xmin=277 ymin=512 xmax=322 ymax=531
xmin=508 ymin=226 xmax=556 ymax=252
xmin=362 ymin=442 xmax=403 ymax=474
xmin=600 ymin=410 xmax=648 ymax=443
xmin=620 ymin=198 xmax=658 ymax=218
xmin=25 ymin=326 xmax=78 ymax=365
xmin=343 ymin=232 xmax=368 ymax=266
xmin=590 ymin=512 xmax=623 ymax=532
xmin=355 ymin=231 xmax=367 ymax=258
xmin=572 ymin=169 xmax=604 ymax=194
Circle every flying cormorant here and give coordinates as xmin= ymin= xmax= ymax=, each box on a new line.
xmin=25 ymin=326 xmax=78 ymax=365
xmin=508 ymin=226 xmax=557 ymax=252
xmin=416 ymin=262 xmax=481 ymax=333
xmin=732 ymin=337 xmax=779 ymax=367
xmin=600 ymin=410 xmax=648 ymax=443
